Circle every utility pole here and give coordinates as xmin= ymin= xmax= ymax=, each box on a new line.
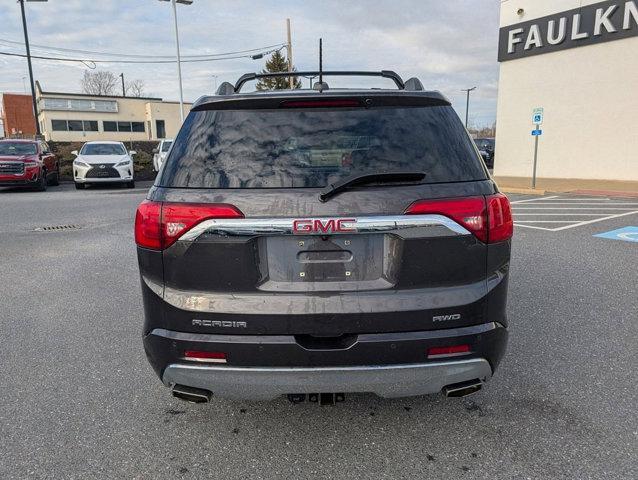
xmin=119 ymin=73 xmax=126 ymax=96
xmin=461 ymin=86 xmax=477 ymax=129
xmin=19 ymin=0 xmax=41 ymax=137
xmin=286 ymin=18 xmax=293 ymax=89
xmin=171 ymin=0 xmax=184 ymax=121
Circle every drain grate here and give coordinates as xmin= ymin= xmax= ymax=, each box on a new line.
xmin=34 ymin=224 xmax=81 ymax=232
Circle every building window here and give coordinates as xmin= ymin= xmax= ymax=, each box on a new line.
xmin=51 ymin=119 xmax=67 ymax=131
xmin=103 ymin=121 xmax=145 ymax=133
xmin=84 ymin=121 xmax=99 ymax=132
xmin=51 ymin=119 xmax=100 ymax=132
xmin=42 ymin=98 xmax=118 ymax=113
xmin=156 ymin=120 xmax=166 ymax=139
xmin=68 ymin=120 xmax=84 ymax=131
xmin=117 ymin=121 xmax=132 ymax=132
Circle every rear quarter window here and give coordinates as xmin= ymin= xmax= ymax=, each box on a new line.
xmin=159 ymin=105 xmax=486 ymax=189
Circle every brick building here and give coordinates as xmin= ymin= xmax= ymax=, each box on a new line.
xmin=1 ymin=93 xmax=36 ymax=137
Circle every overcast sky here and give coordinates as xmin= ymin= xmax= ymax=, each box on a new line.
xmin=0 ymin=0 xmax=499 ymax=128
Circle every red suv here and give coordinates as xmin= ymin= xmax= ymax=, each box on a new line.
xmin=0 ymin=139 xmax=60 ymax=191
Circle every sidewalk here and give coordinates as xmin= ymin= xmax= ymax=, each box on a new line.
xmin=494 ymin=176 xmax=638 ymax=198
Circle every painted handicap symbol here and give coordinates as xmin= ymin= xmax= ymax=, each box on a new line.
xmin=594 ymin=226 xmax=638 ymax=243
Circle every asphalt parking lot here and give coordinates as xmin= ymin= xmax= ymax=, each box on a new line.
xmin=0 ymin=184 xmax=636 ymax=479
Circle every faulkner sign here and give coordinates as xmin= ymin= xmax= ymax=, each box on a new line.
xmin=498 ymin=0 xmax=638 ymax=61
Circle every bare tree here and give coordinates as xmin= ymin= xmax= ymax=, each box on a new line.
xmin=81 ymin=70 xmax=118 ymax=96
xmin=126 ymin=79 xmax=145 ymax=97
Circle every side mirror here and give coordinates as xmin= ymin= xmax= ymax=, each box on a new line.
xmin=71 ymin=150 xmax=78 ymax=156
xmin=152 ymin=148 xmax=159 ymax=154
xmin=129 ymin=150 xmax=137 ymax=156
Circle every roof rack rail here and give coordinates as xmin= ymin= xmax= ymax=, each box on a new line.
xmin=233 ymin=70 xmax=405 ymax=93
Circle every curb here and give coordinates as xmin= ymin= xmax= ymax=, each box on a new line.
xmin=499 ymin=187 xmax=546 ymax=195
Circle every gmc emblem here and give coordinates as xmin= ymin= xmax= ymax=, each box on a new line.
xmin=292 ymin=218 xmax=356 ymax=234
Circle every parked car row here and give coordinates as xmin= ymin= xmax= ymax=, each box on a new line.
xmin=0 ymin=139 xmax=59 ymax=191
xmin=72 ymin=141 xmax=136 ymax=189
xmin=0 ymin=138 xmax=174 ymax=191
xmin=474 ymin=137 xmax=495 ymax=168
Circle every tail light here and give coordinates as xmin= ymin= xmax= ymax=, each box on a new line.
xmin=405 ymin=196 xmax=488 ymax=241
xmin=184 ymin=350 xmax=227 ymax=363
xmin=280 ymin=99 xmax=361 ymax=108
xmin=427 ymin=344 xmax=471 ymax=359
xmin=486 ymin=193 xmax=513 ymax=243
xmin=405 ymin=194 xmax=513 ymax=243
xmin=135 ymin=200 xmax=244 ymax=250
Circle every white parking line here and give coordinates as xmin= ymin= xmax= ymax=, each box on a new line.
xmin=549 ymin=211 xmax=638 ymax=231
xmin=512 ymin=195 xmax=638 ymax=232
xmin=510 ymin=195 xmax=559 ymax=204
xmin=515 ymin=213 xmax=622 ymax=216
xmin=514 ymin=207 xmax=638 ymax=210
xmin=514 ymin=203 xmax=638 ymax=206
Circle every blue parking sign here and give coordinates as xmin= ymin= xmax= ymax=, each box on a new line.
xmin=531 ymin=129 xmax=543 ymax=136
xmin=594 ymin=226 xmax=638 ymax=243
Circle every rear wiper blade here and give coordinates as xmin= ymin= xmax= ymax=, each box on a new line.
xmin=319 ymin=171 xmax=427 ymax=202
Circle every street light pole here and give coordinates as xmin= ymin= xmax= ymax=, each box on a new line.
xmin=212 ymin=74 xmax=218 ymax=93
xmin=461 ymin=86 xmax=477 ymax=129
xmin=119 ymin=73 xmax=126 ymax=96
xmin=160 ymin=0 xmax=192 ymax=122
xmin=18 ymin=0 xmax=44 ymax=137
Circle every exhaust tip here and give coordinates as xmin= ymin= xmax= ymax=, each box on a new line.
xmin=443 ymin=379 xmax=483 ymax=398
xmin=171 ymin=384 xmax=212 ymax=403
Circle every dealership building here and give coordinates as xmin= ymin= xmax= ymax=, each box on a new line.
xmin=1 ymin=84 xmax=191 ymax=142
xmin=494 ymin=0 xmax=638 ymax=190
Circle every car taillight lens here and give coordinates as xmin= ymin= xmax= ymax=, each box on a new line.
xmin=427 ymin=344 xmax=471 ymax=359
xmin=486 ymin=193 xmax=513 ymax=243
xmin=135 ymin=200 xmax=162 ymax=249
xmin=184 ymin=350 xmax=227 ymax=363
xmin=404 ymin=194 xmax=513 ymax=244
xmin=280 ymin=99 xmax=361 ymax=108
xmin=134 ymin=201 xmax=244 ymax=250
xmin=405 ymin=196 xmax=488 ymax=241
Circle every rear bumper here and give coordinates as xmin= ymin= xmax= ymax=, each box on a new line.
xmin=162 ymin=358 xmax=492 ymax=400
xmin=145 ymin=322 xmax=507 ymax=400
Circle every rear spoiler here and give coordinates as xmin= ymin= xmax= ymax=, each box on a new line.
xmin=191 ymin=92 xmax=450 ymax=112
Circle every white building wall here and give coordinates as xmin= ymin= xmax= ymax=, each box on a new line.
xmin=494 ymin=0 xmax=638 ymax=182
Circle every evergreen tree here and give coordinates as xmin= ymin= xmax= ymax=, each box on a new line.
xmin=255 ymin=50 xmax=301 ymax=90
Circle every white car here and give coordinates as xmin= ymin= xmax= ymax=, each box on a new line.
xmin=152 ymin=139 xmax=173 ymax=172
xmin=72 ymin=141 xmax=136 ymax=189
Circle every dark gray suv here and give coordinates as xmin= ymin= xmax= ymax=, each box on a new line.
xmin=135 ymin=71 xmax=512 ymax=404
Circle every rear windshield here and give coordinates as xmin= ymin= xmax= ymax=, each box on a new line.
xmin=160 ymin=105 xmax=486 ymax=189
xmin=81 ymin=143 xmax=126 ymax=155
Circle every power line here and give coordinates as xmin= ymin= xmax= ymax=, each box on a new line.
xmin=0 ymin=46 xmax=285 ymax=66
xmin=0 ymin=37 xmax=286 ymax=60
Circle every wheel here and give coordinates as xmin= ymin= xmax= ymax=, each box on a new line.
xmin=35 ymin=170 xmax=47 ymax=191
xmin=74 ymin=182 xmax=85 ymax=190
xmin=49 ymin=170 xmax=60 ymax=186
xmin=126 ymin=181 xmax=135 ymax=189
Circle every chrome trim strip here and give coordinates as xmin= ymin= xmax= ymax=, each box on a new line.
xmin=162 ymin=358 xmax=493 ymax=400
xmin=150 ymin=322 xmax=500 ymax=344
xmin=179 ymin=214 xmax=470 ymax=241
xmin=160 ymin=279 xmax=487 ymax=314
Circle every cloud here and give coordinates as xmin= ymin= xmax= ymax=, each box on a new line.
xmin=0 ymin=0 xmax=499 ymax=127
